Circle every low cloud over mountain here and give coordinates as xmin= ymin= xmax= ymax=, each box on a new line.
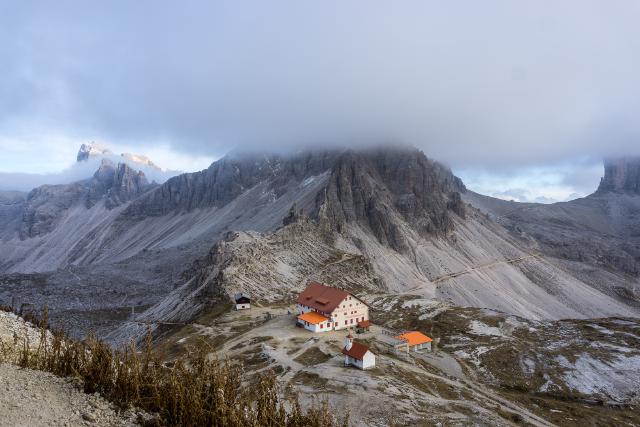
xmin=0 ymin=144 xmax=180 ymax=192
xmin=2 ymin=2 xmax=640 ymax=170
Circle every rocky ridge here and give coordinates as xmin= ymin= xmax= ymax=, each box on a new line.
xmin=19 ymin=159 xmax=152 ymax=238
xmin=2 ymin=146 xmax=640 ymax=337
xmin=121 ymin=150 xmax=337 ymax=218
xmin=321 ymin=148 xmax=465 ymax=252
xmin=462 ymin=156 xmax=640 ymax=282
xmin=597 ymin=157 xmax=640 ymax=194
xmin=121 ymin=147 xmax=466 ymax=252
xmin=108 ymin=217 xmax=382 ymax=344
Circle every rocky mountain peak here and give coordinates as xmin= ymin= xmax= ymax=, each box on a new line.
xmin=103 ymin=162 xmax=150 ymax=209
xmin=596 ymin=157 xmax=640 ymax=194
xmin=19 ymin=160 xmax=153 ymax=238
xmin=76 ymin=143 xmax=163 ymax=172
xmin=87 ymin=160 xmax=150 ymax=208
xmin=119 ymin=146 xmax=467 ymax=253
xmin=121 ymin=153 xmax=161 ymax=171
xmin=77 ymin=143 xmax=113 ymax=162
xmin=93 ymin=158 xmax=116 ymax=183
xmin=321 ymin=147 xmax=466 ymax=252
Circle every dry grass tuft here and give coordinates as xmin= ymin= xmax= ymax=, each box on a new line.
xmin=0 ymin=305 xmax=347 ymax=427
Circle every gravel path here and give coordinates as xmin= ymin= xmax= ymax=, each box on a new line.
xmin=0 ymin=311 xmax=142 ymax=426
xmin=0 ymin=363 xmax=140 ymax=427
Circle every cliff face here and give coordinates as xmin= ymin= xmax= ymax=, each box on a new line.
xmin=121 ymin=151 xmax=338 ymax=218
xmin=20 ymin=182 xmax=91 ymax=238
xmin=597 ymin=157 xmax=640 ymax=194
xmin=465 ymin=155 xmax=640 ymax=277
xmin=120 ymin=148 xmax=467 ymax=252
xmin=105 ymin=163 xmax=150 ymax=209
xmin=321 ymin=148 xmax=466 ymax=251
xmin=19 ymin=160 xmax=152 ymax=238
xmin=0 ymin=192 xmax=26 ymax=239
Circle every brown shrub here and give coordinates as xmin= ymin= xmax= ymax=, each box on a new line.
xmin=1 ymin=306 xmax=347 ymax=427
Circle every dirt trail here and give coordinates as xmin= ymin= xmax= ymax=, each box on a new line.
xmin=202 ymin=309 xmax=557 ymax=427
xmin=404 ymin=253 xmax=542 ymax=294
xmin=455 ymin=358 xmax=557 ymax=426
xmin=392 ymin=354 xmax=556 ymax=427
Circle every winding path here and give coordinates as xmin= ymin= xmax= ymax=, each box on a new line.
xmin=403 ymin=253 xmax=543 ymax=294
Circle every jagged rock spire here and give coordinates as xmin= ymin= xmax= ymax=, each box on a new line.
xmin=597 ymin=157 xmax=640 ymax=194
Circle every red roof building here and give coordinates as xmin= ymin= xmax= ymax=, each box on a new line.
xmin=342 ymin=333 xmax=375 ymax=369
xmin=296 ymin=282 xmax=369 ymax=332
xmin=341 ymin=342 xmax=370 ymax=360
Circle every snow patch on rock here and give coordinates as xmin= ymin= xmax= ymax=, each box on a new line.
xmin=562 ymin=353 xmax=640 ymax=401
xmin=469 ymin=320 xmax=508 ymax=338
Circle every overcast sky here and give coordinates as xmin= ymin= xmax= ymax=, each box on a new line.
xmin=1 ymin=1 xmax=639 ymax=200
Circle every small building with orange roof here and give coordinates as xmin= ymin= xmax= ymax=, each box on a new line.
xmin=395 ymin=331 xmax=433 ymax=352
xmin=297 ymin=311 xmax=332 ymax=332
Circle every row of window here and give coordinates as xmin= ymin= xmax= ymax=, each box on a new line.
xmin=340 ymin=302 xmax=360 ymax=309
xmin=318 ymin=316 xmax=366 ymax=329
xmin=343 ymin=310 xmax=361 ymax=315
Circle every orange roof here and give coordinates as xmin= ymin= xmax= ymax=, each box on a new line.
xmin=395 ymin=331 xmax=432 ymax=346
xmin=297 ymin=311 xmax=329 ymax=325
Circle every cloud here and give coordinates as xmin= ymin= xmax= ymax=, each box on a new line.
xmin=1 ymin=1 xmax=639 ymax=173
xmin=0 ymin=159 xmax=108 ymax=192
xmin=0 ymin=149 xmax=188 ymax=192
xmin=456 ymin=161 xmax=603 ymax=203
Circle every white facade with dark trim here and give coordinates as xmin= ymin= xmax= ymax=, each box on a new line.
xmin=296 ymin=282 xmax=369 ymax=333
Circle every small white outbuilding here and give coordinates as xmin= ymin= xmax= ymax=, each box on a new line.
xmin=342 ymin=333 xmax=375 ymax=370
xmin=234 ymin=293 xmax=251 ymax=310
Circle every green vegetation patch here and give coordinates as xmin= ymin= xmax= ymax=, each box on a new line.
xmin=230 ymin=335 xmax=273 ymax=351
xmin=291 ymin=370 xmax=329 ymax=389
xmin=294 ymin=346 xmax=332 ymax=366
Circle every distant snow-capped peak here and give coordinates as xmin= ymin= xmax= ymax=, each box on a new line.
xmin=76 ymin=143 xmax=161 ymax=171
xmin=77 ymin=142 xmax=113 ymax=162
xmin=121 ymin=152 xmax=161 ymax=171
